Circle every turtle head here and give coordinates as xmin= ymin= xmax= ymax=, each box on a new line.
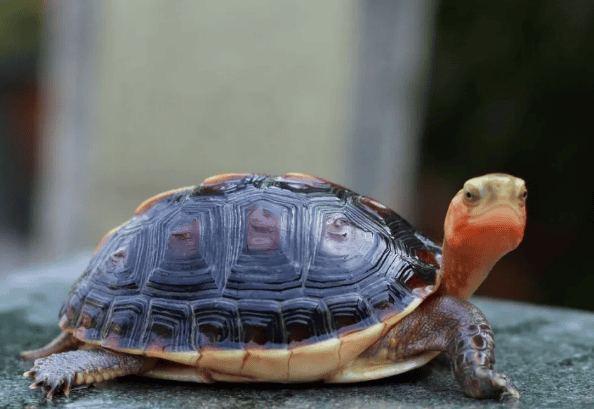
xmin=440 ymin=174 xmax=527 ymax=299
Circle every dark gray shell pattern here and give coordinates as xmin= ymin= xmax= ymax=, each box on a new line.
xmin=58 ymin=173 xmax=441 ymax=354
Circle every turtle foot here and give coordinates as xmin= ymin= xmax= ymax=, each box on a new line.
xmin=456 ymin=366 xmax=519 ymax=400
xmin=23 ymin=349 xmax=156 ymax=398
xmin=24 ymin=355 xmax=78 ymax=398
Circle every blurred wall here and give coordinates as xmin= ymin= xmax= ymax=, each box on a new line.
xmin=88 ymin=1 xmax=355 ymax=244
xmin=345 ymin=1 xmax=436 ymax=224
xmin=5 ymin=0 xmax=592 ymax=313
xmin=33 ymin=0 xmax=435 ymax=265
xmin=31 ymin=0 xmax=359 ymax=256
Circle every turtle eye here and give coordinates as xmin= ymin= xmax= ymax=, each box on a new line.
xmin=519 ymin=187 xmax=528 ymax=201
xmin=462 ymin=186 xmax=481 ymax=204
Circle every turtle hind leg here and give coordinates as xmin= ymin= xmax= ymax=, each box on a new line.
xmin=20 ymin=331 xmax=82 ymax=361
xmin=24 ymin=349 xmax=157 ymax=398
xmin=384 ymin=295 xmax=519 ymax=400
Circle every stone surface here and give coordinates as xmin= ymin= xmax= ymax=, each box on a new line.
xmin=1 ymin=255 xmax=593 ymax=408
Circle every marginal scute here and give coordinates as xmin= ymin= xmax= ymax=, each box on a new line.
xmin=337 ymin=322 xmax=385 ymax=368
xmin=94 ymin=227 xmax=117 ymax=255
xmin=198 ymin=349 xmax=247 ymax=374
xmin=415 ymin=249 xmax=440 ymax=269
xmin=142 ymin=300 xmax=193 ymax=352
xmin=74 ymin=290 xmax=113 ymax=342
xmin=238 ymin=299 xmax=284 ymax=346
xmin=192 ymin=299 xmax=241 ymax=349
xmin=208 ymin=371 xmax=256 ymax=383
xmin=144 ymin=366 xmax=210 ymax=383
xmin=241 ymin=349 xmax=291 ymax=381
xmin=359 ymin=196 xmax=392 ymax=220
xmin=380 ymin=296 xmax=426 ymax=337
xmin=59 ymin=292 xmax=84 ymax=330
xmin=103 ymin=296 xmax=148 ymax=349
xmin=282 ymin=172 xmax=323 ymax=183
xmin=103 ymin=332 xmax=121 ymax=350
xmin=281 ymin=298 xmax=333 ymax=347
xmin=330 ymin=351 xmax=440 ymax=383
xmin=288 ymin=338 xmax=341 ymax=381
xmin=281 ymin=172 xmax=347 ymax=191
xmin=324 ymin=293 xmax=378 ymax=335
xmin=201 ymin=173 xmax=255 ymax=187
xmin=144 ymin=350 xmax=200 ymax=367
xmin=133 ymin=186 xmax=194 ymax=216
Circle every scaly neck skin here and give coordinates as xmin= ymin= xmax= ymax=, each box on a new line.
xmin=438 ymin=239 xmax=505 ymax=300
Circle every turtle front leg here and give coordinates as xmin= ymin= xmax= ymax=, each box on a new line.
xmin=385 ymin=295 xmax=519 ymax=400
xmin=24 ymin=349 xmax=157 ymax=398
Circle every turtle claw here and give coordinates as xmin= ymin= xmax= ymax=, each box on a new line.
xmin=23 ymin=349 xmax=156 ymax=398
xmin=46 ymin=382 xmax=63 ymax=399
xmin=485 ymin=370 xmax=519 ymax=400
xmin=63 ymin=373 xmax=75 ymax=397
xmin=23 ymin=356 xmax=77 ymax=399
xmin=457 ymin=367 xmax=519 ymax=400
xmin=494 ymin=373 xmax=520 ymax=401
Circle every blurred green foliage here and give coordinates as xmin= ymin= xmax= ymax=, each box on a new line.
xmin=0 ymin=2 xmax=41 ymax=57
xmin=0 ymin=1 xmax=41 ymax=236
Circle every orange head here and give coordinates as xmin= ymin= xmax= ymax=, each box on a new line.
xmin=440 ymin=174 xmax=527 ymax=299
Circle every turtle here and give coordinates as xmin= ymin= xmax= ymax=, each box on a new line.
xmin=21 ymin=172 xmax=527 ymax=400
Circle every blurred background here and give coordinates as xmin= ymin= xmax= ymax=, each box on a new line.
xmin=0 ymin=1 xmax=592 ymax=311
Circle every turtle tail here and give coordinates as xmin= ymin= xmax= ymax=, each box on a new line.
xmin=21 ymin=331 xmax=82 ymax=361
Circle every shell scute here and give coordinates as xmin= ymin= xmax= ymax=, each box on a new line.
xmin=281 ymin=298 xmax=333 ymax=347
xmin=324 ymin=293 xmax=378 ymax=336
xmin=142 ymin=299 xmax=193 ymax=353
xmin=191 ymin=298 xmax=242 ymax=350
xmin=222 ymin=199 xmax=303 ymax=301
xmin=93 ymin=229 xmax=149 ymax=294
xmin=237 ymin=299 xmax=284 ymax=347
xmin=103 ymin=296 xmax=148 ymax=349
xmin=143 ymin=205 xmax=227 ymax=301
xmin=359 ymin=275 xmax=413 ymax=322
xmin=73 ymin=290 xmax=113 ymax=342
xmin=61 ymin=174 xmax=442 ymax=359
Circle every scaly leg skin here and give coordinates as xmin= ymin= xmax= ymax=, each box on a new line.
xmin=384 ymin=295 xmax=519 ymax=400
xmin=24 ymin=349 xmax=157 ymax=398
xmin=21 ymin=331 xmax=82 ymax=361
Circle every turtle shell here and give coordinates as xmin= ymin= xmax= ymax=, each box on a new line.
xmin=59 ymin=173 xmax=442 ymax=382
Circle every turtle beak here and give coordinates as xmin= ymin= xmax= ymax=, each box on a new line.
xmin=466 ymin=204 xmax=526 ymax=252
